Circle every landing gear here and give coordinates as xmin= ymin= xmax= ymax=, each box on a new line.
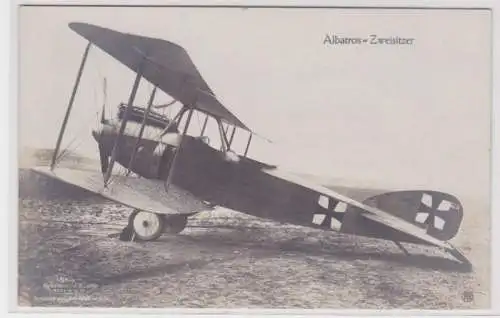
xmin=131 ymin=210 xmax=165 ymax=241
xmin=119 ymin=209 xmax=188 ymax=242
xmin=163 ymin=215 xmax=188 ymax=234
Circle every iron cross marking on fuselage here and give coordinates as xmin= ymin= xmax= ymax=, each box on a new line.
xmin=312 ymin=195 xmax=347 ymax=231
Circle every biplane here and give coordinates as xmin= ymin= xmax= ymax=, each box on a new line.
xmin=31 ymin=22 xmax=471 ymax=267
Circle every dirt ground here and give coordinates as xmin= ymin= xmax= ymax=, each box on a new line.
xmin=17 ymin=169 xmax=490 ymax=309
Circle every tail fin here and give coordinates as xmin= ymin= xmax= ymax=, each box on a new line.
xmin=362 ymin=190 xmax=463 ymax=242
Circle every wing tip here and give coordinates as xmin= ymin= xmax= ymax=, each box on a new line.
xmin=68 ymin=21 xmax=87 ymax=31
xmin=68 ymin=22 xmax=109 ymax=37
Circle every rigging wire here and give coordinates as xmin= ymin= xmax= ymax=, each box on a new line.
xmin=56 ymin=110 xmax=99 ymax=160
xmin=56 ymin=57 xmax=109 ymax=165
xmin=56 ymin=136 xmax=87 ymax=164
xmin=55 ymin=111 xmax=100 ymax=163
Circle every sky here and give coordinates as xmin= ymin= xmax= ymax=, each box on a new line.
xmin=18 ymin=6 xmax=492 ymax=204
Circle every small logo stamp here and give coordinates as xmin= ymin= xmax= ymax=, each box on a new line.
xmin=462 ymin=291 xmax=474 ymax=303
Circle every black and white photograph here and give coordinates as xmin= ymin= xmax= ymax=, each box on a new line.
xmin=13 ymin=2 xmax=493 ymax=311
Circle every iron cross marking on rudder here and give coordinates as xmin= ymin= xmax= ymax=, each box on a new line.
xmin=415 ymin=193 xmax=458 ymax=231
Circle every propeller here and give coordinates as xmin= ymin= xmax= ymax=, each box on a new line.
xmin=100 ymin=77 xmax=108 ymax=124
xmin=96 ymin=77 xmax=110 ymax=175
xmin=98 ymin=143 xmax=110 ymax=174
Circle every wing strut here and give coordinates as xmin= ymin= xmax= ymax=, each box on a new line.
xmin=164 ymin=106 xmax=194 ymax=191
xmin=200 ymin=115 xmax=209 ymax=136
xmin=50 ymin=41 xmax=91 ymax=170
xmin=217 ymin=119 xmax=230 ymax=152
xmin=244 ymin=132 xmax=253 ymax=157
xmin=228 ymin=126 xmax=236 ymax=147
xmin=126 ymin=86 xmax=158 ymax=176
xmin=154 ymin=107 xmax=184 ymax=140
xmin=104 ymin=59 xmax=144 ymax=185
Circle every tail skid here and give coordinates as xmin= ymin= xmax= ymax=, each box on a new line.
xmin=393 ymin=240 xmax=472 ymax=271
xmin=445 ymin=244 xmax=473 ymax=270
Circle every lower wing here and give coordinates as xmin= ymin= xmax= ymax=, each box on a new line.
xmin=31 ymin=166 xmax=209 ymax=215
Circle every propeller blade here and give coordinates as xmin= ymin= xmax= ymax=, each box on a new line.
xmin=100 ymin=104 xmax=106 ymax=123
xmin=98 ymin=143 xmax=110 ymax=175
xmin=101 ymin=77 xmax=107 ymax=124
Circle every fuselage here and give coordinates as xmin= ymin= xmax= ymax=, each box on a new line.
xmin=91 ymin=116 xmax=463 ymax=247
xmin=91 ymin=119 xmax=327 ymax=226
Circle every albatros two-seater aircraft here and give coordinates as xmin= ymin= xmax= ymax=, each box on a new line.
xmin=31 ymin=22 xmax=470 ymax=267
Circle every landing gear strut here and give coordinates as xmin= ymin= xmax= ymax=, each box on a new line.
xmin=162 ymin=215 xmax=188 ymax=234
xmin=119 ymin=210 xmax=188 ymax=242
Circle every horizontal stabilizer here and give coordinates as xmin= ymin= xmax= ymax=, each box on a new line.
xmin=262 ymin=167 xmax=450 ymax=248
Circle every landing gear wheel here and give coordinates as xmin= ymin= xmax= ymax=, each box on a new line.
xmin=129 ymin=210 xmax=165 ymax=241
xmin=163 ymin=215 xmax=188 ymax=234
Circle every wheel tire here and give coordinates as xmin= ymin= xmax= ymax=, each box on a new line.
xmin=163 ymin=215 xmax=188 ymax=234
xmin=130 ymin=210 xmax=165 ymax=241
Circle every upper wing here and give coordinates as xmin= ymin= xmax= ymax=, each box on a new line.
xmin=31 ymin=166 xmax=209 ymax=215
xmin=262 ymin=167 xmax=451 ymax=249
xmin=68 ymin=22 xmax=249 ymax=131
